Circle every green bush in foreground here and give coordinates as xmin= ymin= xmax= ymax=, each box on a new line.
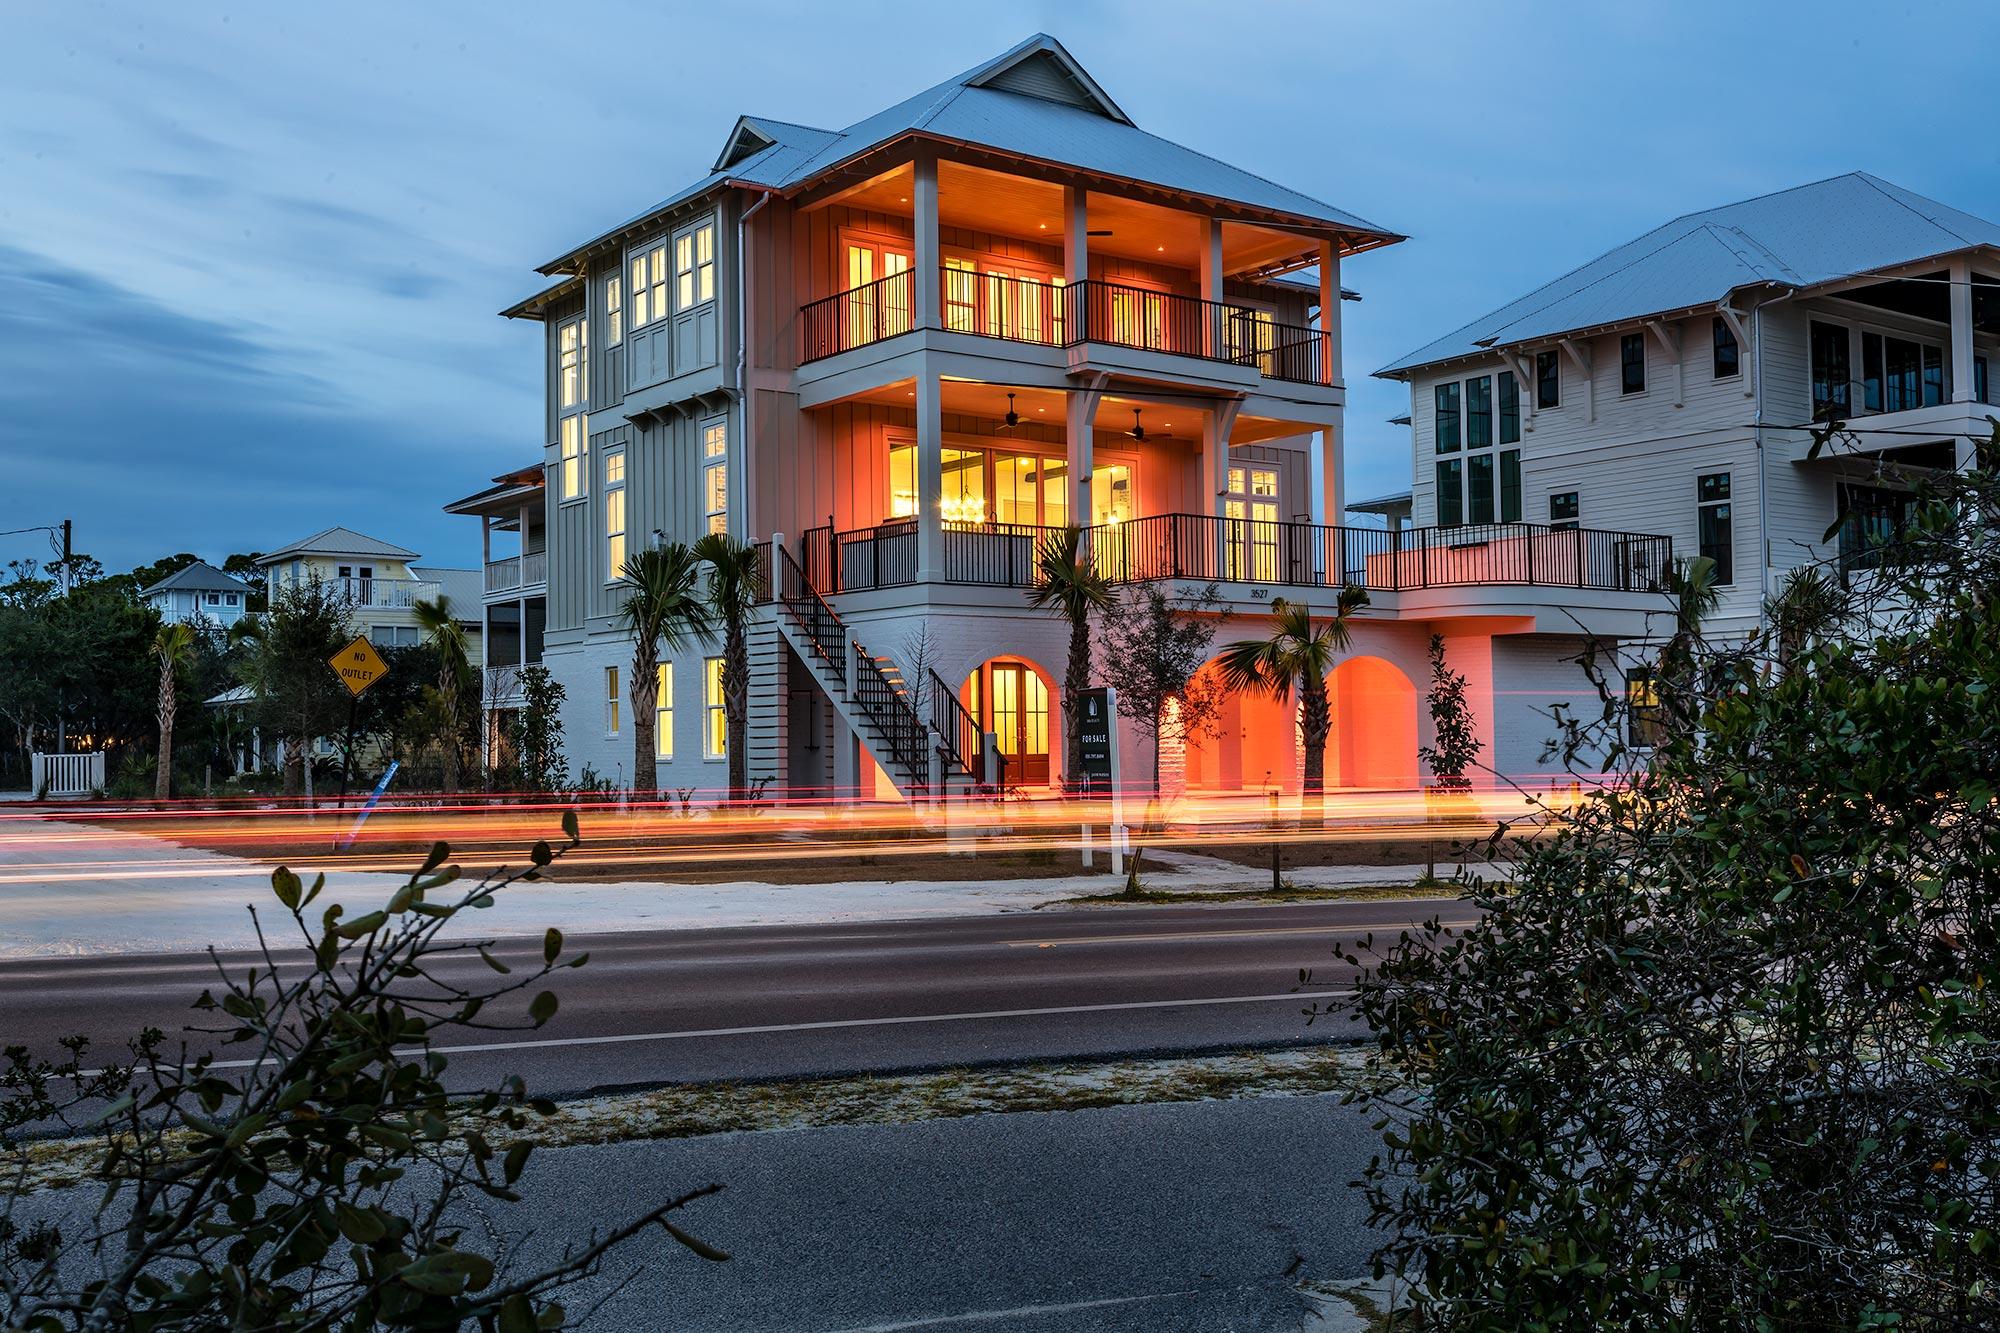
xmin=1 ymin=815 xmax=726 ymax=1330
xmin=1334 ymin=425 xmax=2000 ymax=1328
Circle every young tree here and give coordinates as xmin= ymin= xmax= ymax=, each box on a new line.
xmin=1214 ymin=587 xmax=1368 ymax=820
xmin=1098 ymin=581 xmax=1225 ymax=798
xmin=0 ymin=819 xmax=729 ymax=1327
xmin=1415 ymin=633 xmax=1482 ymax=792
xmin=617 ymin=543 xmax=711 ymax=797
xmin=242 ymin=578 xmax=352 ymax=795
xmin=508 ymin=665 xmax=571 ymax=793
xmin=692 ymin=533 xmax=760 ymax=802
xmin=413 ymin=595 xmax=473 ymax=791
xmin=151 ymin=621 xmax=195 ymax=799
xmin=1028 ymin=526 xmax=1112 ymax=790
xmin=1333 ymin=424 xmax=2000 ymax=1327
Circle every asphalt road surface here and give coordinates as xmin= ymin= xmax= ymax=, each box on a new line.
xmin=0 ymin=900 xmax=1472 ymax=1093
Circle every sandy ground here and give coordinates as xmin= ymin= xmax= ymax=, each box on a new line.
xmin=0 ymin=819 xmax=1442 ymax=960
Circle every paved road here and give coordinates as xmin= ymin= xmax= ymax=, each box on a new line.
xmin=1 ymin=900 xmax=1470 ymax=1093
xmin=497 ymin=1093 xmax=1385 ymax=1331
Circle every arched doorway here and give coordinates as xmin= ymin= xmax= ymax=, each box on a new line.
xmin=962 ymin=658 xmax=1054 ymax=788
xmin=1326 ymin=656 xmax=1419 ymax=789
xmin=1180 ymin=661 xmax=1300 ymax=795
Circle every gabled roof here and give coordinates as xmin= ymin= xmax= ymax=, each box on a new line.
xmin=531 ymin=34 xmax=1397 ymax=278
xmin=445 ymin=463 xmax=545 ymax=516
xmin=257 ymin=527 xmax=419 ymax=564
xmin=1379 ymin=172 xmax=2000 ymax=377
xmin=139 ymin=561 xmax=248 ymax=597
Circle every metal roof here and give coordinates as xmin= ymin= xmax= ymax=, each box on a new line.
xmin=532 ymin=34 xmax=1399 ymax=278
xmin=258 ymin=526 xmax=420 ymax=564
xmin=409 ymin=566 xmax=484 ymax=617
xmin=139 ymin=561 xmax=250 ymax=597
xmin=1378 ymin=172 xmax=2000 ymax=377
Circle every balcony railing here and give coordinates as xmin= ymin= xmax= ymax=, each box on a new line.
xmin=484 ymin=550 xmax=548 ymax=594
xmin=796 ymin=515 xmax=1671 ymax=596
xmin=799 ymin=271 xmax=1332 ymax=386
xmin=316 ymin=576 xmax=440 ymax=609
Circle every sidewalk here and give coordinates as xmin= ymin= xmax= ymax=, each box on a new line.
xmin=0 ymin=818 xmax=1435 ymax=960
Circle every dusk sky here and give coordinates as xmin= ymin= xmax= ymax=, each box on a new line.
xmin=5 ymin=0 xmax=1996 ymax=573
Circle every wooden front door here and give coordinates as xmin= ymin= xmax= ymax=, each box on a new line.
xmin=989 ymin=662 xmax=1051 ymax=788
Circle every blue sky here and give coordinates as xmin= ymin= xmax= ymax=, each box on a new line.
xmin=4 ymin=0 xmax=1996 ymax=571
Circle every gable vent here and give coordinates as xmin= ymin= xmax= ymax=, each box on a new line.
xmin=983 ymin=51 xmax=1101 ymax=113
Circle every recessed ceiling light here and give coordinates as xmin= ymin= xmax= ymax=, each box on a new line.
xmin=1156 ymin=244 xmax=1165 ymax=252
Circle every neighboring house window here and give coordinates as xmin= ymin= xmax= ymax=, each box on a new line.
xmin=605 ymin=666 xmax=620 ymax=736
xmin=560 ymin=415 xmax=587 ymax=501
xmin=702 ymin=417 xmax=728 ymax=535
xmin=225 ymin=593 xmax=239 ymax=606
xmin=1549 ymin=491 xmax=1579 ymax=530
xmin=1499 ymin=449 xmax=1522 ymax=524
xmin=605 ymin=274 xmax=623 ymax=346
xmin=1620 ymin=333 xmax=1646 ymax=395
xmin=1626 ymin=667 xmax=1664 ymax=748
xmin=1978 ymin=356 xmax=1990 ymax=405
xmin=1535 ymin=350 xmax=1560 ymax=409
xmin=1435 ymin=459 xmax=1463 ymax=527
xmin=1467 ymin=454 xmax=1494 ymax=526
xmin=1712 ymin=316 xmax=1739 ymax=379
xmin=1810 ymin=321 xmax=1851 ymax=419
xmin=1498 ymin=371 xmax=1520 ymax=444
xmin=1433 ymin=382 xmax=1460 ymax=454
xmin=631 ymin=242 xmax=669 ymax=328
xmin=205 ymin=592 xmax=221 ymax=606
xmin=370 ymin=625 xmax=418 ymax=648
xmin=1837 ymin=482 xmax=1917 ymax=573
xmin=1465 ymin=375 xmax=1492 ymax=450
xmin=1697 ymin=472 xmax=1733 ymax=586
xmin=558 ymin=316 xmax=587 ymax=410
xmin=655 ymin=663 xmax=674 ymax=760
xmin=704 ymin=657 xmax=726 ymax=758
xmin=677 ymin=222 xmax=716 ymax=310
xmin=605 ymin=451 xmax=627 ymax=580
xmin=1859 ymin=328 xmax=1944 ymax=414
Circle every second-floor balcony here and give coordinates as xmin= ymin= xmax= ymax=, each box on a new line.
xmin=316 ymin=576 xmax=440 ymax=610
xmin=800 ymin=269 xmax=1331 ymax=386
xmin=484 ymin=550 xmax=548 ymax=594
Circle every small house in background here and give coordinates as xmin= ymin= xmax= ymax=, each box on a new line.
xmin=139 ymin=561 xmax=253 ymax=630
xmin=254 ymin=526 xmax=483 ymax=663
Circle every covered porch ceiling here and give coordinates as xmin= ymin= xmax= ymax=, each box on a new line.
xmin=838 ymin=377 xmax=1315 ymax=445
xmin=816 ymin=158 xmax=1323 ymax=277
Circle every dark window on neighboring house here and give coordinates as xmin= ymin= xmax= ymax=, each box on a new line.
xmin=1712 ymin=316 xmax=1739 ymax=378
xmin=1922 ymin=343 xmax=1945 ymax=407
xmin=1620 ymin=333 xmax=1646 ymax=394
xmin=1499 ymin=371 xmax=1520 ymax=443
xmin=1697 ymin=472 xmax=1733 ymax=586
xmin=1862 ymin=331 xmax=1884 ymax=413
xmin=1810 ymin=321 xmax=1851 ymax=419
xmin=1468 ymin=453 xmax=1495 ymax=525
xmin=1499 ymin=449 xmax=1522 ymax=523
xmin=1626 ymin=667 xmax=1665 ymax=748
xmin=1435 ymin=459 xmax=1464 ymax=527
xmin=1978 ymin=355 xmax=1990 ymax=405
xmin=1837 ymin=482 xmax=1918 ymax=573
xmin=1535 ymin=350 xmax=1560 ymax=408
xmin=1549 ymin=491 xmax=1579 ymax=530
xmin=1434 ymin=382 xmax=1461 ymax=454
xmin=1466 ymin=375 xmax=1492 ymax=450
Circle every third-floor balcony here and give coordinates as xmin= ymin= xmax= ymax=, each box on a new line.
xmin=800 ymin=268 xmax=1331 ymax=385
xmin=484 ymin=549 xmax=547 ymax=595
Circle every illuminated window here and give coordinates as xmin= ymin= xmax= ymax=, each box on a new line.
xmin=676 ymin=222 xmax=715 ymax=310
xmin=604 ymin=666 xmax=620 ymax=736
xmin=604 ymin=451 xmax=626 ymax=580
xmin=843 ymin=238 xmax=912 ymax=344
xmin=630 ymin=243 xmax=668 ymax=328
xmin=704 ymin=657 xmax=726 ymax=758
xmin=655 ymin=662 xmax=674 ymax=760
xmin=943 ymin=258 xmax=978 ymax=332
xmin=702 ymin=418 xmax=727 ymax=535
xmin=1222 ymin=467 xmax=1279 ymax=581
xmin=1626 ymin=667 xmax=1664 ymax=748
xmin=560 ymin=414 xmax=588 ymax=501
xmin=605 ymin=275 xmax=623 ymax=346
xmin=558 ymin=317 xmax=587 ymax=410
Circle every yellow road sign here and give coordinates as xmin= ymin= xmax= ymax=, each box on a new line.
xmin=330 ymin=635 xmax=390 ymax=697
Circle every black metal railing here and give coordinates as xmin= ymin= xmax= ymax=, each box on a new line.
xmin=800 ymin=269 xmax=915 ymax=362
xmin=851 ymin=640 xmax=928 ymax=785
xmin=941 ymin=521 xmax=1052 ymax=586
xmin=774 ymin=545 xmax=845 ymax=667
xmin=930 ymin=667 xmax=981 ymax=782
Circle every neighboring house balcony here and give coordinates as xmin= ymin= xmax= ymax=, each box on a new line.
xmin=319 ymin=576 xmax=441 ymax=610
xmin=484 ymin=549 xmax=548 ymax=595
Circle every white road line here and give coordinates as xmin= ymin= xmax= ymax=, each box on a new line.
xmin=189 ymin=990 xmax=1358 ymax=1070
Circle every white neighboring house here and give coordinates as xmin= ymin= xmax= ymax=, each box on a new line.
xmin=139 ymin=561 xmax=253 ymax=630
xmin=1378 ymin=172 xmax=2000 ymax=652
xmin=255 ymin=527 xmax=483 ymax=661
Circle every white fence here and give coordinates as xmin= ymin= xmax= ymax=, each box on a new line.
xmin=32 ymin=751 xmax=106 ymax=798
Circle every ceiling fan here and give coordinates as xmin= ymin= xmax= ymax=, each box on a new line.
xmin=998 ymin=392 xmax=1021 ymax=432
xmin=1125 ymin=408 xmax=1181 ymax=443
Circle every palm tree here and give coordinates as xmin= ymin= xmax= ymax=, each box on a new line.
xmin=618 ymin=543 xmax=712 ymax=796
xmin=152 ymin=622 xmax=196 ymax=799
xmin=1659 ymin=554 xmax=1721 ymax=735
xmin=1215 ymin=587 xmax=1369 ymax=818
xmin=1028 ymin=526 xmax=1113 ymax=790
xmin=413 ymin=596 xmax=471 ymax=791
xmin=693 ymin=532 xmax=760 ymax=802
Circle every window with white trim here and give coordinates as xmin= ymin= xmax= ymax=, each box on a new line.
xmin=702 ymin=417 xmax=727 ymax=535
xmin=559 ymin=414 xmax=587 ymax=501
xmin=655 ymin=662 xmax=674 ymax=760
xmin=605 ymin=274 xmax=623 ymax=346
xmin=1549 ymin=491 xmax=1580 ymax=531
xmin=676 ymin=222 xmax=715 ymax=311
xmin=604 ymin=450 xmax=626 ymax=580
xmin=704 ymin=657 xmax=726 ymax=759
xmin=604 ymin=666 xmax=620 ymax=736
xmin=630 ymin=243 xmax=668 ymax=329
xmin=1433 ymin=372 xmax=1521 ymax=526
xmin=558 ymin=316 xmax=587 ymax=410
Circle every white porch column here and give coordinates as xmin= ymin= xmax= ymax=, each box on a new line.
xmin=913 ymin=153 xmax=940 ymax=330
xmin=916 ymin=367 xmax=944 ymax=580
xmin=1063 ymin=185 xmax=1088 ymax=344
xmin=1202 ymin=401 xmax=1239 ymax=519
xmin=1066 ymin=388 xmax=1096 ymax=527
xmin=1951 ymin=255 xmax=1976 ymax=404
xmin=1318 ymin=239 xmax=1343 ymax=389
xmin=1200 ymin=218 xmax=1224 ymax=358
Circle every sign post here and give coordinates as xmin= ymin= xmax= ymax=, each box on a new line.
xmin=1076 ymin=687 xmax=1125 ymax=876
xmin=328 ymin=635 xmax=391 ymax=807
